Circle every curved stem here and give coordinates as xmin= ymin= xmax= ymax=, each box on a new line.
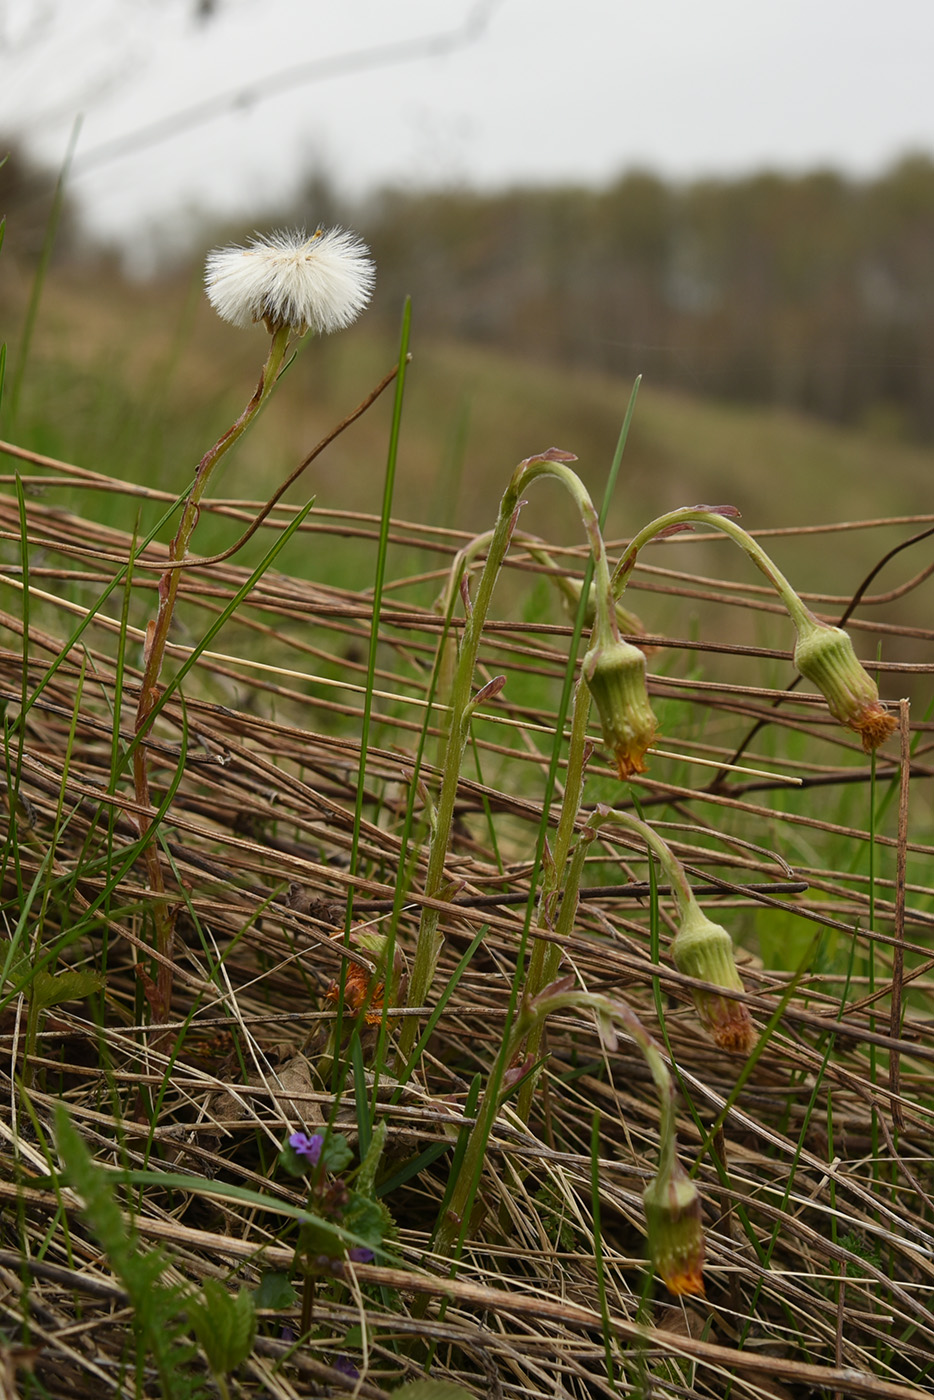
xmin=435 ymin=986 xmax=674 ymax=1261
xmin=520 ymin=459 xmax=618 ymax=640
xmin=611 ymin=506 xmax=813 ymax=632
xmin=584 ymin=805 xmax=696 ymax=917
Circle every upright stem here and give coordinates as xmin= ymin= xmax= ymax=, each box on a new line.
xmin=434 ymin=986 xmax=674 ymax=1262
xmin=515 ymin=678 xmax=594 ymax=1123
xmin=397 ymin=484 xmax=524 ymax=1058
xmin=132 ymin=325 xmax=290 ymax=1022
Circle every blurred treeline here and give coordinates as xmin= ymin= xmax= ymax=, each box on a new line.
xmin=7 ymin=140 xmax=934 ymax=439
xmin=353 ymin=156 xmax=934 ymax=441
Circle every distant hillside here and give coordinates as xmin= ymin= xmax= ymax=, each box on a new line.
xmin=253 ymin=157 xmax=934 ymax=441
xmin=364 ymin=159 xmax=934 ymax=440
xmin=8 ymin=143 xmax=934 ymax=435
xmin=3 ymin=262 xmax=931 ymax=648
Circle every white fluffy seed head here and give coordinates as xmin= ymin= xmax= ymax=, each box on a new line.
xmin=204 ymin=227 xmax=376 ymax=335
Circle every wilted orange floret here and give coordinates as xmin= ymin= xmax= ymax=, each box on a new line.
xmin=326 ymin=960 xmax=385 ymax=1026
xmin=692 ymin=986 xmax=756 ymax=1056
xmin=852 ymin=701 xmax=899 ymax=754
xmin=663 ymin=1264 xmax=707 ymax=1298
xmin=670 ymin=903 xmax=756 ymax=1056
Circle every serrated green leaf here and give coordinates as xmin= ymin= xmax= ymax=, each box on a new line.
xmin=189 ymin=1278 xmax=256 ymax=1375
xmin=1 ymin=944 xmax=32 ymax=991
xmin=343 ymin=1190 xmax=392 ymax=1253
xmin=253 ymin=1270 xmax=298 ymax=1311
xmin=54 ymin=1106 xmax=199 ymax=1393
xmin=33 ymin=967 xmax=104 ymax=1012
xmin=320 ymin=1131 xmax=353 ymax=1174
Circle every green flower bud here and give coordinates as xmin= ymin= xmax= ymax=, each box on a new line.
xmin=643 ymin=1158 xmax=706 ymax=1297
xmin=793 ymin=619 xmax=897 ymax=753
xmin=670 ymin=901 xmax=755 ymax=1054
xmin=583 ymin=634 xmax=658 ymax=778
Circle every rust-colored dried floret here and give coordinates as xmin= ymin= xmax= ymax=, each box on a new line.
xmin=644 ymin=1162 xmax=706 ymax=1298
xmin=325 ymin=962 xmax=385 ymax=1026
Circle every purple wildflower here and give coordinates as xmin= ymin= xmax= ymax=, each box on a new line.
xmin=288 ymin=1130 xmax=324 ymax=1166
xmin=333 ymin=1354 xmax=360 ymax=1379
xmin=347 ymin=1246 xmax=374 ymax=1263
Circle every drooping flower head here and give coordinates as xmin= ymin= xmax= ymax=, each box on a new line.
xmin=205 ymin=227 xmax=376 ymax=336
xmin=793 ymin=617 xmax=897 ymax=753
xmin=643 ymin=1157 xmax=706 ymax=1296
xmin=582 ymin=631 xmax=658 ymax=778
xmin=670 ymin=900 xmax=755 ymax=1054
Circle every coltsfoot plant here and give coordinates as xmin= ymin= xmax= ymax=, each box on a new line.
xmin=405 ymin=456 xmax=895 ymax=1295
xmin=133 ymin=227 xmax=375 ymax=1026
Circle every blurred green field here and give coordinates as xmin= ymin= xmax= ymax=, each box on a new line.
xmin=6 ymin=263 xmax=933 ymax=552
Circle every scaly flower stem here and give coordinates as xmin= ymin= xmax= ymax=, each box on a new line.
xmin=515 ymin=678 xmax=594 ymax=1123
xmin=397 ymin=498 xmax=521 ymax=1058
xmin=612 ymin=505 xmax=813 ymax=631
xmin=611 ymin=505 xmax=896 ymax=755
xmin=524 ymin=538 xmax=648 ymax=639
xmin=399 ymin=452 xmax=609 ymax=1059
xmin=583 ymin=805 xmax=696 ymax=915
xmin=589 ymin=806 xmax=754 ymax=1053
xmin=520 ymin=460 xmax=618 ymax=642
xmin=431 ymin=529 xmax=496 ymax=768
xmin=434 ymin=984 xmax=674 ymax=1262
xmin=133 ymin=325 xmax=290 ymax=1023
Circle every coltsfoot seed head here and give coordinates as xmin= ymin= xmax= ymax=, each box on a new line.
xmin=205 ymin=227 xmax=376 ymax=335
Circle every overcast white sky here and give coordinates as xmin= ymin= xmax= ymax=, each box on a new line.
xmin=3 ymin=0 xmax=934 ymax=266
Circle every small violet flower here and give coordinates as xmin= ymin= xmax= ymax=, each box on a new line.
xmin=288 ymin=1130 xmax=324 ymax=1167
xmin=205 ymin=227 xmax=376 ymax=336
xmin=347 ymin=1246 xmax=374 ymax=1263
